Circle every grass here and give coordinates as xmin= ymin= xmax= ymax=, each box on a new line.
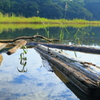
xmin=1 ymin=13 xmax=100 ymax=25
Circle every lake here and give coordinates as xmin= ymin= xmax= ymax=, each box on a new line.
xmin=0 ymin=26 xmax=100 ymax=100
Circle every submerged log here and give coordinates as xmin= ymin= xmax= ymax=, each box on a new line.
xmin=27 ymin=42 xmax=100 ymax=54
xmin=7 ymin=40 xmax=27 ymax=55
xmin=35 ymin=44 xmax=100 ymax=98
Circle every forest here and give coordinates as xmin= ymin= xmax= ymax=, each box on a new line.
xmin=0 ymin=0 xmax=100 ymax=20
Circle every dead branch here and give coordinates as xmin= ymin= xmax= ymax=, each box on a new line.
xmin=0 ymin=35 xmax=59 ymax=43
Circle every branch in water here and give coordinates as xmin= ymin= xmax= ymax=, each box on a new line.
xmin=0 ymin=35 xmax=59 ymax=43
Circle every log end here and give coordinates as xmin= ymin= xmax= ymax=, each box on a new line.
xmin=7 ymin=40 xmax=27 ymax=55
xmin=7 ymin=51 xmax=12 ymax=55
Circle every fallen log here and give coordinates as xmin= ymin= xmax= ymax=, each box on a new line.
xmin=35 ymin=44 xmax=100 ymax=98
xmin=0 ymin=43 xmax=9 ymax=50
xmin=7 ymin=40 xmax=27 ymax=55
xmin=27 ymin=42 xmax=100 ymax=54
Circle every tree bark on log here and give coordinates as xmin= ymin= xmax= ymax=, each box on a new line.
xmin=0 ymin=43 xmax=9 ymax=50
xmin=35 ymin=44 xmax=100 ymax=98
xmin=7 ymin=40 xmax=27 ymax=55
xmin=27 ymin=42 xmax=100 ymax=54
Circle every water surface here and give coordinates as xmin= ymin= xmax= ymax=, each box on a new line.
xmin=0 ymin=26 xmax=100 ymax=100
xmin=0 ymin=49 xmax=79 ymax=100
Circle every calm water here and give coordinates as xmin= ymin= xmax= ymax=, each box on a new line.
xmin=0 ymin=26 xmax=100 ymax=100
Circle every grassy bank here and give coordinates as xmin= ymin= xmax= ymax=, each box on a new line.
xmin=0 ymin=14 xmax=100 ymax=33
xmin=1 ymin=16 xmax=100 ymax=25
xmin=1 ymin=13 xmax=100 ymax=26
xmin=1 ymin=16 xmax=100 ymax=26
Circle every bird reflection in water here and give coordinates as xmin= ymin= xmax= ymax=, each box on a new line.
xmin=17 ymin=46 xmax=28 ymax=73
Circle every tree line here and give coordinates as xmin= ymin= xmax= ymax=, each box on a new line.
xmin=0 ymin=0 xmax=100 ymax=20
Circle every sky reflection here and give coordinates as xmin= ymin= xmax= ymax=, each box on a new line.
xmin=0 ymin=48 xmax=79 ymax=100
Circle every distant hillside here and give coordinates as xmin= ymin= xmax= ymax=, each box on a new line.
xmin=0 ymin=0 xmax=100 ymax=20
xmin=84 ymin=2 xmax=100 ymax=20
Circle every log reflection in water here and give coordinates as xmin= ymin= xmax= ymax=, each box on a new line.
xmin=0 ymin=55 xmax=3 ymax=65
xmin=52 ymin=65 xmax=97 ymax=100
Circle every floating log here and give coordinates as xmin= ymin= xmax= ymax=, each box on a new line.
xmin=0 ymin=43 xmax=9 ymax=50
xmin=35 ymin=44 xmax=100 ymax=98
xmin=27 ymin=42 xmax=100 ymax=54
xmin=7 ymin=40 xmax=27 ymax=55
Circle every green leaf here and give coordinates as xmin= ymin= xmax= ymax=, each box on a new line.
xmin=23 ymin=62 xmax=27 ymax=67
xmin=23 ymin=49 xmax=27 ymax=54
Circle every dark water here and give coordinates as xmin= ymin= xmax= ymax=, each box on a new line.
xmin=0 ymin=26 xmax=100 ymax=100
xmin=0 ymin=26 xmax=100 ymax=45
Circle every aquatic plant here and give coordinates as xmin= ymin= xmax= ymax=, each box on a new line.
xmin=60 ymin=30 xmax=64 ymax=42
xmin=18 ymin=45 xmax=28 ymax=73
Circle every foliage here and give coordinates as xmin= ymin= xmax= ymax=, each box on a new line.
xmin=0 ymin=0 xmax=100 ymax=20
xmin=84 ymin=2 xmax=100 ymax=20
xmin=65 ymin=2 xmax=93 ymax=20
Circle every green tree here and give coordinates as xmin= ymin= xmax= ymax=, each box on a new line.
xmin=0 ymin=0 xmax=98 ymax=20
xmin=40 ymin=4 xmax=63 ymax=19
xmin=84 ymin=2 xmax=100 ymax=20
xmin=65 ymin=2 xmax=93 ymax=20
